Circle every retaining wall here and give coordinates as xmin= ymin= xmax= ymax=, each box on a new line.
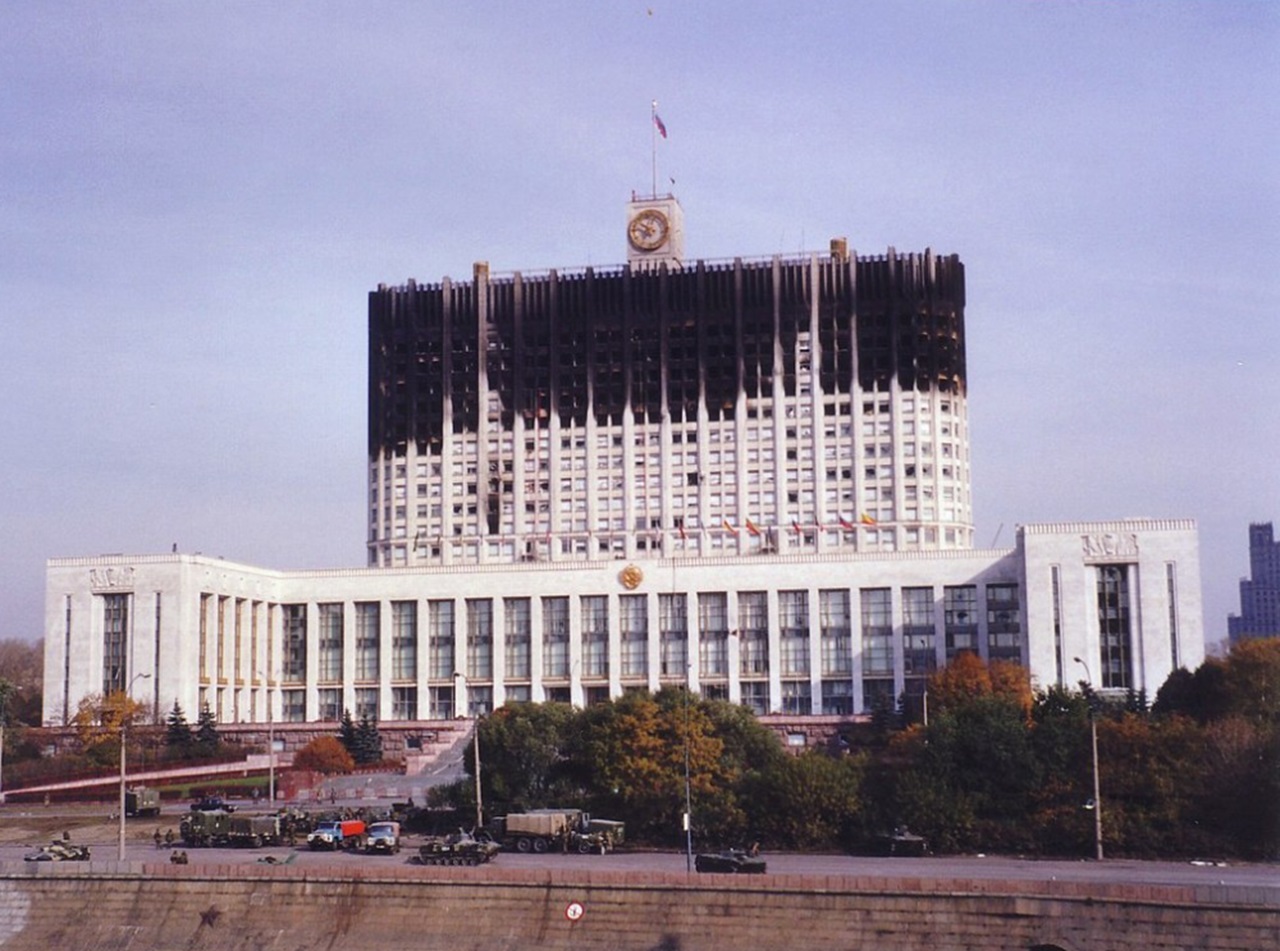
xmin=0 ymin=862 xmax=1275 ymax=951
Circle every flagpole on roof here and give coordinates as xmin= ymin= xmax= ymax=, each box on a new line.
xmin=651 ymin=100 xmax=658 ymax=198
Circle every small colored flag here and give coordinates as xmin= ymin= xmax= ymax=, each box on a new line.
xmin=722 ymin=519 xmax=739 ymax=537
xmin=860 ymin=512 xmax=878 ymax=526
xmin=745 ymin=518 xmax=762 ymax=537
xmin=653 ymin=112 xmax=668 ymax=139
xmin=791 ymin=520 xmax=802 ymax=535
xmin=678 ymin=522 xmax=687 ymax=541
xmin=838 ymin=516 xmax=856 ymax=531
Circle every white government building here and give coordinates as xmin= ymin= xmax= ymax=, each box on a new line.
xmin=43 ymin=195 xmax=1204 ymax=728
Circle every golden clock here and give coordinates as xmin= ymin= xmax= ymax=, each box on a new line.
xmin=627 ymin=209 xmax=669 ymax=251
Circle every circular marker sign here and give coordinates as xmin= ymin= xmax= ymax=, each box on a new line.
xmin=565 ymin=901 xmax=585 ymax=922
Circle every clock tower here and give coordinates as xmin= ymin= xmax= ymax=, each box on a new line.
xmin=626 ymin=193 xmax=684 ymax=271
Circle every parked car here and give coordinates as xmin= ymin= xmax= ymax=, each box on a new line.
xmin=193 ymin=796 xmax=235 ymax=813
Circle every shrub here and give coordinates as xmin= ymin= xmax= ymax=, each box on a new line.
xmin=291 ymin=735 xmax=354 ymax=775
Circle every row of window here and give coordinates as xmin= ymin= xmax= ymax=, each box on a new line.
xmin=260 ymin=585 xmax=1022 ymax=689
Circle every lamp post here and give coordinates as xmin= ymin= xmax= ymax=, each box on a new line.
xmin=454 ymin=672 xmax=482 ymax=832
xmin=683 ymin=691 xmax=694 ymax=873
xmin=118 ymin=672 xmax=151 ymax=862
xmin=258 ymin=670 xmax=276 ymax=804
xmin=1073 ymin=656 xmax=1103 ymax=861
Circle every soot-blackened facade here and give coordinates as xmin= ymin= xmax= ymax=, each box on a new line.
xmin=368 ymin=247 xmax=971 ymax=569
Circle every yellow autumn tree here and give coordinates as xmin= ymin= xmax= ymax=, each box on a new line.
xmin=72 ymin=690 xmax=148 ymax=759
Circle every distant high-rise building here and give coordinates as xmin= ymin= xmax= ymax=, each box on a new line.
xmin=1228 ymin=522 xmax=1280 ymax=643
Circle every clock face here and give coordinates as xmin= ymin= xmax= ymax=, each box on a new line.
xmin=628 ymin=209 xmax=670 ymax=251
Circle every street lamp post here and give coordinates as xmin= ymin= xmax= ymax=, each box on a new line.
xmin=118 ymin=672 xmax=151 ymax=862
xmin=454 ymin=672 xmax=482 ymax=832
xmin=1073 ymin=656 xmax=1103 ymax=861
xmin=268 ymin=693 xmax=276 ymax=805
xmin=682 ymin=678 xmax=693 ymax=873
xmin=258 ymin=670 xmax=275 ymax=804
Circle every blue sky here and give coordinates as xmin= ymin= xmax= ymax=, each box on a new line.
xmin=2 ymin=2 xmax=1276 ymax=652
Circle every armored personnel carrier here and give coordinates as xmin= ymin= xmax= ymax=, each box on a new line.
xmin=416 ymin=830 xmax=500 ymax=866
xmin=694 ymin=848 xmax=767 ymax=874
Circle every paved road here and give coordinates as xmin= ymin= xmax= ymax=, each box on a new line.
xmin=1 ymin=803 xmax=1275 ymax=891
xmin=2 ymin=837 xmax=1274 ymax=892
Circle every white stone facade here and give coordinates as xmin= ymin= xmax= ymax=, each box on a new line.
xmin=43 ymin=518 xmax=1202 ymax=727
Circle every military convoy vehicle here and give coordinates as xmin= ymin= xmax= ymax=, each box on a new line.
xmin=124 ymin=787 xmax=161 ymax=818
xmin=416 ymin=830 xmax=501 ymax=866
xmin=306 ymin=818 xmax=367 ymax=850
xmin=365 ymin=821 xmax=401 ymax=854
xmin=180 ymin=809 xmax=282 ymax=847
xmin=227 ymin=814 xmax=282 ymax=848
xmin=24 ymin=841 xmax=91 ymax=862
xmin=694 ymin=848 xmax=767 ymax=874
xmin=488 ymin=809 xmax=625 ymax=854
xmin=180 ymin=808 xmax=234 ymax=847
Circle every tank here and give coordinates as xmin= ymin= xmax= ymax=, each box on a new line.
xmin=416 ymin=830 xmax=501 ymax=866
xmin=24 ymin=841 xmax=91 ymax=862
xmin=694 ymin=848 xmax=767 ymax=874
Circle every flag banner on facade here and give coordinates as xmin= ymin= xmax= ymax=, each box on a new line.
xmin=722 ymin=519 xmax=739 ymax=536
xmin=746 ymin=519 xmax=762 ymax=537
xmin=838 ymin=516 xmax=856 ymax=531
xmin=791 ymin=520 xmax=802 ymax=535
xmin=860 ymin=512 xmax=878 ymax=526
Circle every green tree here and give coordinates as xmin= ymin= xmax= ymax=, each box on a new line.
xmin=338 ymin=709 xmax=358 ymax=756
xmin=890 ymin=695 xmax=1042 ymax=853
xmin=1026 ymin=686 xmax=1094 ymax=855
xmin=0 ymin=640 xmax=41 ymax=725
xmin=1192 ymin=715 xmax=1280 ymax=859
xmin=741 ymin=749 xmax=865 ymax=850
xmin=164 ymin=701 xmax=194 ymax=757
xmin=1153 ymin=660 xmax=1231 ymax=723
xmin=581 ymin=690 xmax=736 ymax=845
xmin=194 ymin=703 xmax=221 ymax=755
xmin=475 ymin=701 xmax=580 ymax=810
xmin=353 ymin=714 xmax=383 ymax=765
xmin=1096 ymin=713 xmax=1207 ymax=857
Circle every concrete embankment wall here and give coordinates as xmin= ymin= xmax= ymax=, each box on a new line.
xmin=0 ymin=862 xmax=1275 ymax=951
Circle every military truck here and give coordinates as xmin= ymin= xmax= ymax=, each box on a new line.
xmin=180 ymin=808 xmax=234 ymax=847
xmin=489 ymin=809 xmax=624 ymax=854
xmin=365 ymin=820 xmax=401 ymax=855
xmin=227 ymin=813 xmax=282 ymax=848
xmin=125 ymin=787 xmax=161 ymax=818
